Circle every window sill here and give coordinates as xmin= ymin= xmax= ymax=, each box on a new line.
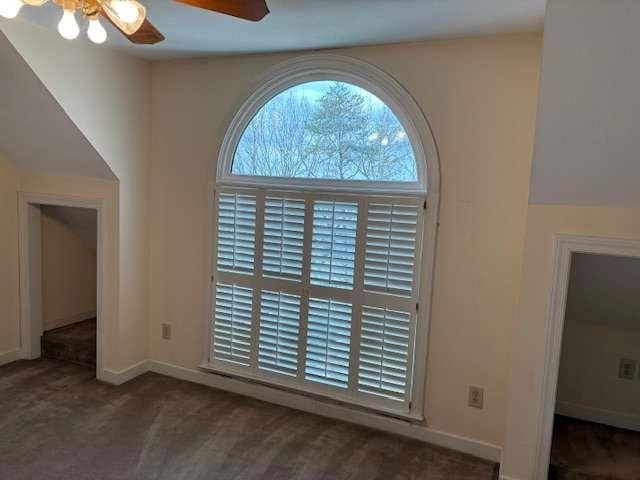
xmin=198 ymin=363 xmax=425 ymax=424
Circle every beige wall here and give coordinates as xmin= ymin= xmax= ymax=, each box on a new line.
xmin=41 ymin=206 xmax=97 ymax=331
xmin=1 ymin=20 xmax=151 ymax=369
xmin=500 ymin=1 xmax=640 ymax=478
xmin=0 ymin=154 xmax=20 ymax=360
xmin=501 ymin=206 xmax=640 ymax=478
xmin=149 ymin=34 xmax=541 ymax=447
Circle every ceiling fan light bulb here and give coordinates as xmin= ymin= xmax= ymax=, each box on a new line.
xmin=87 ymin=17 xmax=107 ymax=44
xmin=58 ymin=8 xmax=80 ymax=40
xmin=111 ymin=0 xmax=139 ymax=24
xmin=0 ymin=0 xmax=23 ymax=19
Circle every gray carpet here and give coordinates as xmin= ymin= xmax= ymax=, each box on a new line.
xmin=550 ymin=415 xmax=640 ymax=479
xmin=0 ymin=359 xmax=498 ymax=480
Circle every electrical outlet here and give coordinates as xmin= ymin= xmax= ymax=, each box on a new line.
xmin=161 ymin=323 xmax=172 ymax=340
xmin=468 ymin=386 xmax=484 ymax=409
xmin=618 ymin=358 xmax=636 ymax=380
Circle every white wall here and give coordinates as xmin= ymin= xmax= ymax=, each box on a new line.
xmin=41 ymin=206 xmax=97 ymax=331
xmin=149 ymin=34 xmax=541 ymax=449
xmin=0 ymin=154 xmax=20 ymax=364
xmin=501 ymin=1 xmax=640 ymax=478
xmin=1 ymin=19 xmax=151 ymax=370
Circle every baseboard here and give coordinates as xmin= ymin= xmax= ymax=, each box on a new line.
xmin=100 ymin=359 xmax=150 ymax=385
xmin=94 ymin=357 xmax=502 ymax=462
xmin=146 ymin=359 xmax=502 ymax=463
xmin=556 ymin=400 xmax=640 ymax=432
xmin=0 ymin=349 xmax=21 ymax=367
xmin=44 ymin=311 xmax=96 ymax=331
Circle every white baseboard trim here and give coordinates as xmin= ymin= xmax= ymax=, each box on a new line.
xmin=94 ymin=358 xmax=502 ymax=462
xmin=0 ymin=349 xmax=21 ymax=367
xmin=100 ymin=360 xmax=150 ymax=385
xmin=145 ymin=359 xmax=502 ymax=462
xmin=556 ymin=400 xmax=640 ymax=432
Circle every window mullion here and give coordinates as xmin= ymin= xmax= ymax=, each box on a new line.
xmin=296 ymin=193 xmax=314 ymax=381
xmin=348 ymin=197 xmax=367 ymax=397
xmin=249 ymin=190 xmax=266 ymax=371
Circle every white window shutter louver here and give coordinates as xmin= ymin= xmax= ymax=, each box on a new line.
xmin=212 ymin=190 xmax=422 ymax=415
xmin=305 ymin=298 xmax=353 ymax=389
xmin=364 ymin=203 xmax=419 ymax=296
xmin=213 ymin=283 xmax=253 ymax=366
xmin=263 ymin=197 xmax=305 ymax=280
xmin=310 ymin=201 xmax=358 ymax=290
xmin=358 ymin=305 xmax=412 ymax=401
xmin=216 ymin=192 xmax=257 ymax=274
xmin=259 ymin=290 xmax=301 ymax=376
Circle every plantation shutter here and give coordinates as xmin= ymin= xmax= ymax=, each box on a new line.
xmin=216 ymin=192 xmax=256 ymax=274
xmin=263 ymin=197 xmax=305 ymax=280
xmin=259 ymin=290 xmax=301 ymax=376
xmin=310 ymin=201 xmax=358 ymax=289
xmin=211 ymin=189 xmax=424 ymax=415
xmin=212 ymin=283 xmax=253 ymax=365
xmin=364 ymin=203 xmax=419 ymax=296
xmin=305 ymin=298 xmax=353 ymax=388
xmin=358 ymin=306 xmax=411 ymax=401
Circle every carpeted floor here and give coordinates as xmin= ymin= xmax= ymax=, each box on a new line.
xmin=0 ymin=359 xmax=499 ymax=480
xmin=41 ymin=319 xmax=96 ymax=366
xmin=549 ymin=415 xmax=640 ymax=479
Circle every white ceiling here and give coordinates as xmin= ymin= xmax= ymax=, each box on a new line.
xmin=0 ymin=31 xmax=115 ymax=179
xmin=19 ymin=0 xmax=546 ymax=60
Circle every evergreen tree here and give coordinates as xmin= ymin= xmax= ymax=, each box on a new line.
xmin=305 ymin=83 xmax=369 ymax=180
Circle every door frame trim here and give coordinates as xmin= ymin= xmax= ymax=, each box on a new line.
xmin=535 ymin=234 xmax=640 ymax=479
xmin=18 ymin=192 xmax=104 ymax=378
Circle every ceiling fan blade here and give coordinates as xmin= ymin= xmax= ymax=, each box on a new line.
xmin=174 ymin=0 xmax=269 ymax=22
xmin=104 ymin=16 xmax=166 ymax=45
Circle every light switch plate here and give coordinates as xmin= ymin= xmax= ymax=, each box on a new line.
xmin=468 ymin=386 xmax=484 ymax=409
xmin=161 ymin=323 xmax=172 ymax=340
xmin=619 ymin=358 xmax=636 ymax=380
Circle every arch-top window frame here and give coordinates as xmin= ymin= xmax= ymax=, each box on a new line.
xmin=207 ymin=54 xmax=441 ymax=421
xmin=218 ymin=54 xmax=438 ymax=197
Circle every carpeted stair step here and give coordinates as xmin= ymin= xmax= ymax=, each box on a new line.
xmin=41 ymin=319 xmax=96 ymax=366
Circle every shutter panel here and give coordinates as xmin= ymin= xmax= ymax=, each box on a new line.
xmin=305 ymin=298 xmax=352 ymax=389
xmin=263 ymin=197 xmax=305 ymax=280
xmin=217 ymin=192 xmax=256 ymax=274
xmin=364 ymin=203 xmax=418 ymax=295
xmin=259 ymin=290 xmax=300 ymax=376
xmin=213 ymin=283 xmax=253 ymax=366
xmin=310 ymin=201 xmax=358 ymax=290
xmin=358 ymin=306 xmax=411 ymax=401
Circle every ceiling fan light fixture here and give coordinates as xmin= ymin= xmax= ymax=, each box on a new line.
xmin=0 ymin=0 xmax=24 ymax=19
xmin=87 ymin=16 xmax=107 ymax=44
xmin=99 ymin=0 xmax=145 ymax=34
xmin=58 ymin=8 xmax=80 ymax=40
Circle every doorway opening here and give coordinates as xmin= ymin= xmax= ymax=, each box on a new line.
xmin=19 ymin=194 xmax=103 ymax=377
xmin=537 ymin=236 xmax=640 ymax=480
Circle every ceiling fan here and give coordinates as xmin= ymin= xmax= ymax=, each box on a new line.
xmin=0 ymin=0 xmax=269 ymax=44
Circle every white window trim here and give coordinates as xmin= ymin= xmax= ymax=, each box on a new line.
xmin=202 ymin=53 xmax=441 ymax=422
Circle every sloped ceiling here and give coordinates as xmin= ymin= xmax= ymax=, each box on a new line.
xmin=0 ymin=31 xmax=115 ymax=179
xmin=529 ymin=0 xmax=640 ymax=207
xmin=41 ymin=205 xmax=97 ymax=249
xmin=18 ymin=0 xmax=546 ymax=60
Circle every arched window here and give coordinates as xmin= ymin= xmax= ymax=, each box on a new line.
xmin=209 ymin=55 xmax=439 ymax=419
